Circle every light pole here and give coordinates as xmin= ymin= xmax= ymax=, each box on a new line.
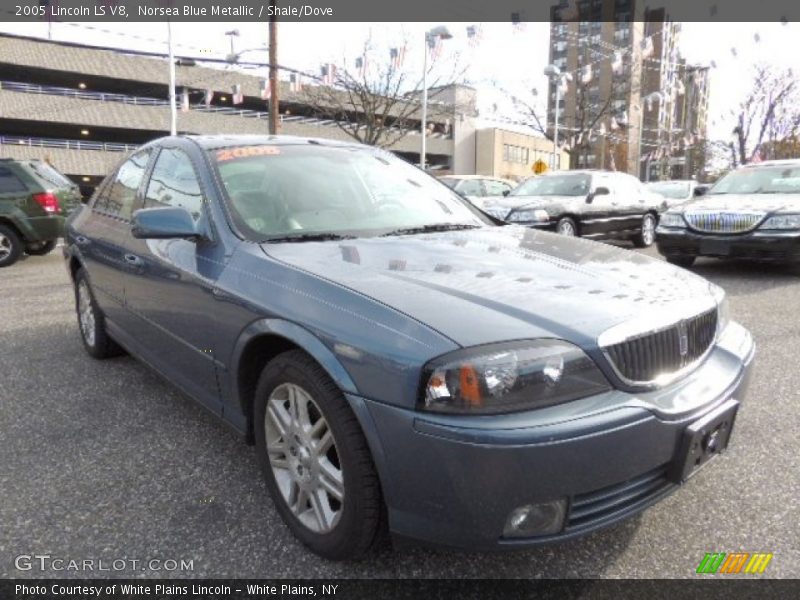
xmin=638 ymin=91 xmax=665 ymax=181
xmin=543 ymin=64 xmax=572 ymax=170
xmin=421 ymin=25 xmax=452 ymax=171
xmin=167 ymin=22 xmax=177 ymax=135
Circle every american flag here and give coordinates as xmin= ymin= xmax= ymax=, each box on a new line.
xmin=609 ymin=152 xmax=617 ymax=171
xmin=389 ymin=46 xmax=406 ymax=70
xmin=320 ymin=64 xmax=337 ymax=85
xmin=428 ymin=35 xmax=444 ymax=60
xmin=289 ymin=73 xmax=303 ymax=93
xmin=231 ymin=84 xmax=244 ymax=105
xmin=640 ymin=36 xmax=654 ymax=59
xmin=355 ymin=56 xmax=367 ymax=78
xmin=750 ymin=147 xmax=763 ymax=163
xmin=511 ymin=12 xmax=527 ymax=34
xmin=466 ymin=25 xmax=483 ymax=48
xmin=204 ymin=88 xmax=214 ymax=107
xmin=260 ymin=79 xmax=271 ymax=101
xmin=180 ymin=88 xmax=190 ymax=112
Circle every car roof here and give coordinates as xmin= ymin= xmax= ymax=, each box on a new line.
xmin=178 ymin=134 xmax=366 ymax=151
xmin=740 ymin=159 xmax=800 ymax=169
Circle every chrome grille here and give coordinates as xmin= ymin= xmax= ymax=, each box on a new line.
xmin=604 ymin=308 xmax=717 ymax=384
xmin=684 ymin=211 xmax=764 ymax=234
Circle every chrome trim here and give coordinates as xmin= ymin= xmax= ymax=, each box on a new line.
xmin=684 ymin=210 xmax=766 ymax=234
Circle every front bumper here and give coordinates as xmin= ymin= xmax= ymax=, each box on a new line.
xmin=347 ymin=322 xmax=755 ymax=550
xmin=656 ymin=226 xmax=800 ymax=262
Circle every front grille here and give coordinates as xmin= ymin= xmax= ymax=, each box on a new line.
xmin=604 ymin=308 xmax=717 ymax=384
xmin=684 ymin=211 xmax=764 ymax=234
xmin=567 ymin=465 xmax=675 ymax=530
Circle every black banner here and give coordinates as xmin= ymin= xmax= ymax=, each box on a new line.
xmin=4 ymin=0 xmax=800 ymax=23
xmin=3 ymin=579 xmax=800 ymax=600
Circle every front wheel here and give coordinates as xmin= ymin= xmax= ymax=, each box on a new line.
xmin=633 ymin=213 xmax=657 ymax=248
xmin=254 ymin=350 xmax=384 ymax=560
xmin=556 ymin=217 xmax=578 ymax=237
xmin=25 ymin=240 xmax=58 ymax=256
xmin=0 ymin=224 xmax=23 ymax=267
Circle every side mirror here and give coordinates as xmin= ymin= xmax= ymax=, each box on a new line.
xmin=587 ymin=186 xmax=609 ymax=203
xmin=693 ymin=186 xmax=708 ymax=196
xmin=502 ymin=189 xmax=510 ymax=197
xmin=131 ymin=206 xmax=202 ymax=240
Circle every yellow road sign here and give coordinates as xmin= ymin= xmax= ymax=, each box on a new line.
xmin=533 ymin=159 xmax=548 ymax=174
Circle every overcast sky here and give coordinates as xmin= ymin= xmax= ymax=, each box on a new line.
xmin=2 ymin=20 xmax=798 ymax=142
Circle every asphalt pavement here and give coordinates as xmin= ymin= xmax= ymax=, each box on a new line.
xmin=1 ymin=248 xmax=798 ymax=579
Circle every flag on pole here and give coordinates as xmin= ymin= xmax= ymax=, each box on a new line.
xmin=466 ymin=25 xmax=483 ymax=48
xmin=428 ymin=35 xmax=444 ymax=60
xmin=675 ymin=79 xmax=685 ymax=96
xmin=260 ymin=79 xmax=271 ymax=100
xmin=204 ymin=88 xmax=214 ymax=107
xmin=511 ymin=12 xmax=527 ymax=34
xmin=289 ymin=73 xmax=302 ymax=93
xmin=180 ymin=88 xmax=190 ymax=112
xmin=609 ymin=152 xmax=617 ymax=171
xmin=751 ymin=146 xmax=763 ymax=163
xmin=611 ymin=51 xmax=623 ymax=75
xmin=580 ymin=64 xmax=593 ymax=84
xmin=389 ymin=46 xmax=406 ymax=69
xmin=641 ymin=36 xmax=654 ymax=59
xmin=231 ymin=84 xmax=244 ymax=105
xmin=355 ymin=56 xmax=367 ymax=78
xmin=320 ymin=64 xmax=337 ymax=85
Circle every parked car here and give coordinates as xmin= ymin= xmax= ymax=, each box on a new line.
xmin=438 ymin=175 xmax=516 ymax=208
xmin=483 ymin=170 xmax=667 ymax=247
xmin=646 ymin=179 xmax=699 ymax=207
xmin=656 ymin=159 xmax=800 ymax=267
xmin=0 ymin=158 xmax=81 ymax=267
xmin=64 ymin=135 xmax=754 ymax=559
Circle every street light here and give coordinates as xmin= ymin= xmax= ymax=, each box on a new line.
xmin=421 ymin=25 xmax=452 ymax=171
xmin=638 ymin=91 xmax=666 ymax=181
xmin=543 ymin=64 xmax=572 ymax=170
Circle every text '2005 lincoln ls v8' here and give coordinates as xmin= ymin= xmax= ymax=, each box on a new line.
xmin=63 ymin=135 xmax=755 ymax=560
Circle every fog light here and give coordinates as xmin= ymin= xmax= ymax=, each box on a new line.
xmin=503 ymin=499 xmax=567 ymax=538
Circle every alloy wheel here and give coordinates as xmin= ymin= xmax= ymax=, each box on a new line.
xmin=77 ymin=280 xmax=96 ymax=347
xmin=557 ymin=220 xmax=576 ymax=236
xmin=0 ymin=234 xmax=11 ymax=261
xmin=264 ymin=382 xmax=344 ymax=533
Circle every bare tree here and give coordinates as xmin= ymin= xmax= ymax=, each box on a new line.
xmin=732 ymin=64 xmax=799 ymax=164
xmin=300 ymin=39 xmax=465 ymax=149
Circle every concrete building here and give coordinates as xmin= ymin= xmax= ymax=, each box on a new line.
xmin=475 ymin=128 xmax=569 ymax=180
xmin=547 ymin=1 xmax=685 ymax=178
xmin=0 ymin=33 xmax=469 ymax=193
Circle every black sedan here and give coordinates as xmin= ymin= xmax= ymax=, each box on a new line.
xmin=482 ymin=170 xmax=666 ymax=247
xmin=657 ymin=160 xmax=800 ymax=267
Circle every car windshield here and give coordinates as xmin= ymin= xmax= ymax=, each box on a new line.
xmin=709 ymin=166 xmax=800 ymax=195
xmin=439 ymin=178 xmax=458 ymax=189
xmin=26 ymin=161 xmax=74 ymax=189
xmin=647 ymin=181 xmax=690 ymax=199
xmin=213 ymin=144 xmax=487 ymax=241
xmin=510 ymin=173 xmax=590 ymax=197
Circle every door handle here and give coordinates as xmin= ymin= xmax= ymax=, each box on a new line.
xmin=124 ymin=253 xmax=144 ymax=267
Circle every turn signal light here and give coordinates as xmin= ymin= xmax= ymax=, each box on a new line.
xmin=33 ymin=192 xmax=61 ymax=214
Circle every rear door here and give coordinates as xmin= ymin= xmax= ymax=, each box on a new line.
xmin=121 ymin=144 xmax=226 ymax=413
xmin=581 ymin=173 xmax=617 ymax=237
xmin=76 ymin=150 xmax=152 ymax=327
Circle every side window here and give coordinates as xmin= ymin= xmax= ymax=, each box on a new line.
xmin=457 ymin=179 xmax=484 ymax=196
xmin=485 ymin=180 xmax=511 ymax=196
xmin=94 ymin=150 xmax=151 ymax=219
xmin=0 ymin=166 xmax=28 ymax=194
xmin=614 ymin=175 xmax=640 ymax=199
xmin=144 ymin=148 xmax=205 ymax=222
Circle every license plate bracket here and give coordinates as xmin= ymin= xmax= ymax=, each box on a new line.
xmin=668 ymin=399 xmax=739 ymax=483
xmin=700 ymin=239 xmax=731 ymax=256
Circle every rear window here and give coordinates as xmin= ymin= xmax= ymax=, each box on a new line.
xmin=24 ymin=162 xmax=73 ymax=189
xmin=0 ymin=165 xmax=28 ymax=194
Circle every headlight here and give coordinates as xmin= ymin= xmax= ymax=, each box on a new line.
xmin=760 ymin=214 xmax=800 ymax=230
xmin=506 ymin=209 xmax=550 ymax=224
xmin=711 ymin=284 xmax=730 ymax=337
xmin=420 ymin=340 xmax=611 ymax=415
xmin=659 ymin=212 xmax=686 ymax=228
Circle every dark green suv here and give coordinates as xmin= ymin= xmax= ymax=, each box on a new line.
xmin=0 ymin=159 xmax=82 ymax=267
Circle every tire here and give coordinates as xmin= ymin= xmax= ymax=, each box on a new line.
xmin=0 ymin=224 xmax=23 ymax=268
xmin=556 ymin=217 xmax=578 ymax=237
xmin=74 ymin=269 xmax=124 ymax=359
xmin=254 ymin=350 xmax=384 ymax=560
xmin=666 ymin=255 xmax=696 ymax=268
xmin=633 ymin=213 xmax=658 ymax=248
xmin=25 ymin=240 xmax=58 ymax=256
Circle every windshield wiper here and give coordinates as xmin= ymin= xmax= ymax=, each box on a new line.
xmin=262 ymin=232 xmax=357 ymax=243
xmin=379 ymin=223 xmax=482 ymax=237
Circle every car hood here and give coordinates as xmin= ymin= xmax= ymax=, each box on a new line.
xmin=681 ymin=193 xmax=800 ymax=213
xmin=261 ymin=227 xmax=716 ymax=349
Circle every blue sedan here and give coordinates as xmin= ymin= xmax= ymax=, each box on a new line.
xmin=64 ymin=135 xmax=754 ymax=559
